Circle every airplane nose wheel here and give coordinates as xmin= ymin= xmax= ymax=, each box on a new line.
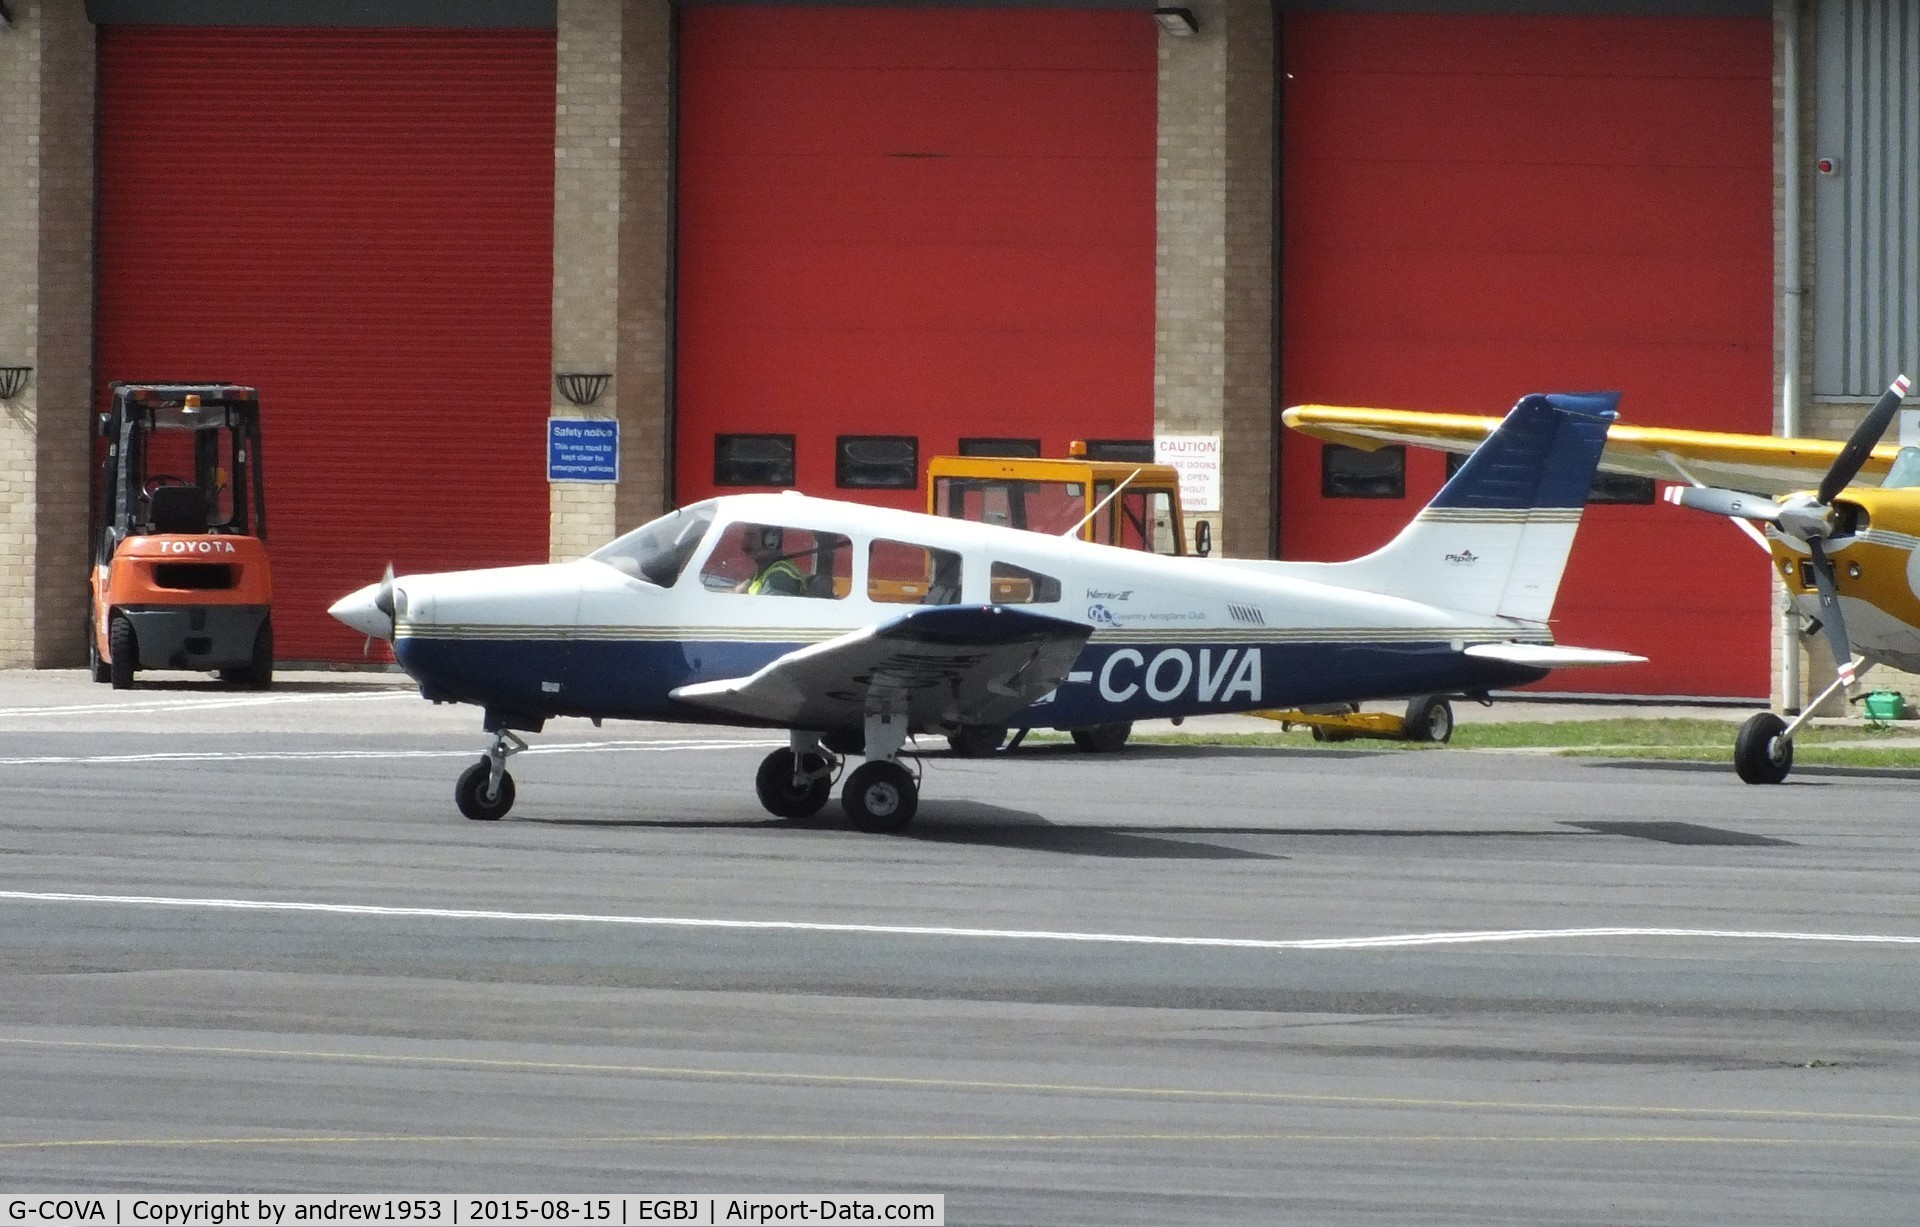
xmin=755 ymin=748 xmax=835 ymax=819
xmin=455 ymin=729 xmax=527 ymax=820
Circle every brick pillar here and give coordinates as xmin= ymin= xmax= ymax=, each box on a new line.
xmin=550 ymin=0 xmax=625 ymax=560
xmin=550 ymin=0 xmax=673 ymax=562
xmin=615 ymin=0 xmax=674 ymax=534
xmin=1 ymin=2 xmax=95 ymax=666
xmin=1156 ymin=0 xmax=1274 ymax=558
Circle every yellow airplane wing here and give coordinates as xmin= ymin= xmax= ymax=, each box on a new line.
xmin=1281 ymin=404 xmax=1902 ymax=497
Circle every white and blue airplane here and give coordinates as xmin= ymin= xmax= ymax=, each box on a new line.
xmin=331 ymin=392 xmax=1640 ymax=831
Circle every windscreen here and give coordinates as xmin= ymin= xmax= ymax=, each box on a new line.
xmin=590 ymin=504 xmax=716 ymax=587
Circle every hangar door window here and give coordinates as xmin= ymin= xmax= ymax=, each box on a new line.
xmin=1322 ymin=444 xmax=1405 ymax=499
xmin=959 ymin=437 xmax=1041 ymax=458
xmin=715 ymin=434 xmax=796 ymax=487
xmin=836 ymin=435 xmax=918 ymax=489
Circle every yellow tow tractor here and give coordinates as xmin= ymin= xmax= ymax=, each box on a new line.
xmin=924 ymin=444 xmax=1457 ymax=747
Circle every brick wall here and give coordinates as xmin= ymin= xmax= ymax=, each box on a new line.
xmin=1156 ymin=0 xmax=1273 ymax=558
xmin=0 ymin=1 xmax=95 ymax=667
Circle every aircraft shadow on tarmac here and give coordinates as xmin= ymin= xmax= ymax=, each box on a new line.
xmin=990 ymin=743 xmax=1391 ymax=762
xmin=1561 ymin=820 xmax=1796 ymax=847
xmin=527 ymin=805 xmax=1284 ymax=859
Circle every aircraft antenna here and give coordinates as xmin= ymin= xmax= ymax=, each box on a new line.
xmin=1064 ymin=467 xmax=1143 ymax=541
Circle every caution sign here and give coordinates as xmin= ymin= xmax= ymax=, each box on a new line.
xmin=1154 ymin=433 xmax=1221 ymax=513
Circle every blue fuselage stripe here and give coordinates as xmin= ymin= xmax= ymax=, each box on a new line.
xmin=394 ymin=636 xmax=1547 ymax=728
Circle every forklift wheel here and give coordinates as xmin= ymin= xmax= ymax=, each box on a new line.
xmin=108 ymin=617 xmax=136 ymax=691
xmin=88 ymin=624 xmax=110 ymax=684
xmin=246 ymin=621 xmax=273 ymax=690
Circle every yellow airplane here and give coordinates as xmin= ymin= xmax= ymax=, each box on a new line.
xmin=1284 ymin=375 xmax=1915 ymax=785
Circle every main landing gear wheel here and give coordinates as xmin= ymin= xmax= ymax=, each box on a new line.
xmin=1070 ymin=721 xmax=1132 ymax=753
xmin=755 ymin=748 xmax=833 ymax=818
xmin=108 ymin=616 xmax=137 ymax=691
xmin=842 ymin=760 xmax=918 ymax=833
xmin=1403 ymin=694 xmax=1455 ymax=743
xmin=946 ymin=724 xmax=1007 ymax=757
xmin=1734 ymin=711 xmax=1793 ymax=785
xmin=455 ymin=757 xmax=517 ymax=820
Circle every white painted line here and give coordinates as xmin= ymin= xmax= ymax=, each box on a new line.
xmin=2 ymin=891 xmax=1917 ymax=951
xmin=0 ymin=738 xmax=784 ymax=766
xmin=0 ymin=689 xmax=414 ymax=718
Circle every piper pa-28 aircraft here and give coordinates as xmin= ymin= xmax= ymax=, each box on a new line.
xmin=332 ymin=393 xmax=1639 ymax=831
xmin=1285 ymin=375 xmax=1915 ymax=785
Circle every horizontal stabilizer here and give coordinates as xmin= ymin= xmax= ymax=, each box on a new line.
xmin=671 ymin=605 xmax=1092 ymax=732
xmin=1464 ymin=643 xmax=1646 ymax=669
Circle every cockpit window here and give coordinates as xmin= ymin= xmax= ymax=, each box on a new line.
xmin=1882 ymin=447 xmax=1920 ymax=490
xmin=589 ymin=503 xmax=716 ymax=587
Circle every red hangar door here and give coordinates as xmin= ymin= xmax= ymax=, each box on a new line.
xmin=1279 ymin=12 xmax=1774 ymax=698
xmin=96 ymin=26 xmax=556 ymax=662
xmin=675 ymin=7 xmax=1158 ymax=511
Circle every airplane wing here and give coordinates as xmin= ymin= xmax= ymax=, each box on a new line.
xmin=669 ymin=605 xmax=1093 ymax=732
xmin=1282 ymin=404 xmax=1903 ymax=497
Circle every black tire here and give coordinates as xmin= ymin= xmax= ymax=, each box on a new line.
xmin=455 ymin=758 xmax=516 ymax=820
xmin=1734 ymin=711 xmax=1793 ymax=785
xmin=842 ymin=760 xmax=918 ymax=833
xmin=1402 ymin=695 xmax=1455 ymax=743
xmin=755 ymin=748 xmax=833 ymax=819
xmin=88 ymin=620 xmax=111 ymax=684
xmin=245 ymin=620 xmax=273 ymax=690
xmin=1309 ymin=725 xmax=1353 ymax=743
xmin=1070 ymin=721 xmax=1133 ymax=753
xmin=108 ymin=616 xmax=136 ymax=690
xmin=946 ymin=724 xmax=1007 ymax=757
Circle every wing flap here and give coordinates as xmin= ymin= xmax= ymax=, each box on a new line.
xmin=670 ymin=605 xmax=1092 ymax=732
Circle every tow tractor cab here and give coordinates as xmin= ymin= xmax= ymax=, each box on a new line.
xmin=926 ymin=444 xmax=1207 ymax=557
xmin=90 ymin=383 xmax=273 ymax=690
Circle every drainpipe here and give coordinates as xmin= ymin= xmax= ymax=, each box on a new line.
xmin=1780 ymin=0 xmax=1804 ymax=712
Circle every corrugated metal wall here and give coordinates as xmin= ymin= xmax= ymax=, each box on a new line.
xmin=674 ymin=7 xmax=1157 ymax=511
xmin=96 ymin=27 xmax=556 ymax=662
xmin=1813 ymin=0 xmax=1920 ymax=395
xmin=1279 ymin=10 xmax=1774 ymax=699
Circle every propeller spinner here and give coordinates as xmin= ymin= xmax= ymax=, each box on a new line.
xmin=328 ymin=563 xmax=399 ymax=643
xmin=1662 ymin=374 xmax=1911 ymax=685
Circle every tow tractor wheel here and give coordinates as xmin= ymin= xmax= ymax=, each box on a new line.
xmin=1070 ymin=721 xmax=1133 ymax=753
xmin=1402 ymin=695 xmax=1455 ymax=743
xmin=455 ymin=757 xmax=516 ymax=820
xmin=755 ymin=748 xmax=833 ymax=819
xmin=947 ymin=724 xmax=1007 ymax=757
xmin=1733 ymin=712 xmax=1793 ymax=785
xmin=842 ymin=760 xmax=918 ymax=833
xmin=108 ymin=616 xmax=137 ymax=691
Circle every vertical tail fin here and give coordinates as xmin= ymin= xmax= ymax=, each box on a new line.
xmin=1321 ymin=392 xmax=1618 ymax=621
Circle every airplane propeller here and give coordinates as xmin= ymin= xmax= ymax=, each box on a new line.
xmin=373 ymin=562 xmax=397 ymax=640
xmin=1662 ymin=374 xmax=1912 ymax=686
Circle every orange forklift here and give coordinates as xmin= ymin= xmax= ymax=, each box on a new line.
xmin=90 ymin=383 xmax=273 ymax=689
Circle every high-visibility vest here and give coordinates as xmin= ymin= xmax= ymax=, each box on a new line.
xmin=748 ymin=558 xmax=804 ymax=595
